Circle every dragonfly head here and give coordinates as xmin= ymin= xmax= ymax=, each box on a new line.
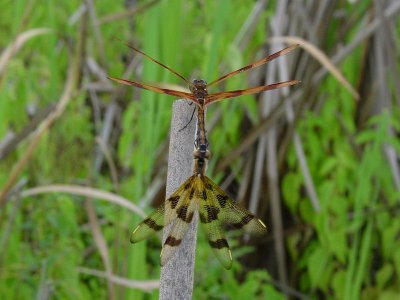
xmin=190 ymin=79 xmax=208 ymax=96
xmin=191 ymin=79 xmax=207 ymax=86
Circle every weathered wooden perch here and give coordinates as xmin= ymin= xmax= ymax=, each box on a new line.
xmin=159 ymin=100 xmax=198 ymax=300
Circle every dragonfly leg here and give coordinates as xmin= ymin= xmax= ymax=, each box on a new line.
xmin=178 ymin=106 xmax=196 ymax=133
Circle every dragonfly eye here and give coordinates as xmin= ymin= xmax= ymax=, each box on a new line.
xmin=192 ymin=79 xmax=207 ymax=87
xmin=198 ymin=79 xmax=207 ymax=85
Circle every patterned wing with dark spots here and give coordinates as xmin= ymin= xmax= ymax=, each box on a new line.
xmin=198 ymin=175 xmax=233 ymax=269
xmin=203 ymin=176 xmax=267 ymax=236
xmin=164 ymin=175 xmax=197 ymax=225
xmin=205 ymin=80 xmax=299 ymax=105
xmin=160 ymin=176 xmax=197 ymax=266
xmin=108 ymin=77 xmax=199 ymax=105
xmin=130 ymin=175 xmax=196 ymax=244
xmin=130 ymin=206 xmax=165 ymax=243
xmin=130 ymin=173 xmax=266 ymax=269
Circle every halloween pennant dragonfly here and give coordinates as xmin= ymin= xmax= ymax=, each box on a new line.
xmin=109 ymin=43 xmax=299 ymax=269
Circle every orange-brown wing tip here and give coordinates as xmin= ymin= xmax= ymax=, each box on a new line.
xmin=108 ymin=76 xmax=129 ymax=85
xmin=279 ymin=44 xmax=299 ymax=55
xmin=291 ymin=79 xmax=301 ymax=85
xmin=282 ymin=79 xmax=301 ymax=86
xmin=270 ymin=80 xmax=300 ymax=89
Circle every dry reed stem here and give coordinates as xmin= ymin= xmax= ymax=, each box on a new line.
xmin=159 ymin=100 xmax=197 ymax=300
xmin=77 ymin=267 xmax=159 ymax=292
xmin=19 ymin=184 xmax=146 ymax=217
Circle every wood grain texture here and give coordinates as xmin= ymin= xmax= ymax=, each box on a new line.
xmin=159 ymin=100 xmax=197 ymax=300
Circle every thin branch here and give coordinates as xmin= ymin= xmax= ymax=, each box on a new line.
xmin=314 ymin=1 xmax=400 ymax=82
xmin=85 ymin=200 xmax=115 ymax=300
xmin=0 ymin=50 xmax=77 ymax=205
xmin=19 ymin=184 xmax=146 ymax=217
xmin=84 ymin=0 xmax=107 ymax=67
xmin=269 ymin=36 xmax=360 ymax=100
xmin=77 ymin=267 xmax=159 ymax=292
xmin=0 ymin=28 xmax=52 ymax=79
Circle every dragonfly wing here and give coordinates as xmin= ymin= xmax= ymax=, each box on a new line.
xmin=205 ymin=80 xmax=299 ymax=105
xmin=206 ymin=177 xmax=267 ymax=236
xmin=130 ymin=175 xmax=196 ymax=244
xmin=164 ymin=175 xmax=196 ymax=225
xmin=160 ymin=176 xmax=197 ymax=266
xmin=199 ymin=176 xmax=233 ymax=269
xmin=130 ymin=206 xmax=165 ymax=243
xmin=207 ymin=45 xmax=298 ymax=87
xmin=108 ymin=77 xmax=199 ymax=105
xmin=119 ymin=39 xmax=191 ymax=85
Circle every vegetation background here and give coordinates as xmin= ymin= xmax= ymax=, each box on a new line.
xmin=1 ymin=0 xmax=399 ymax=299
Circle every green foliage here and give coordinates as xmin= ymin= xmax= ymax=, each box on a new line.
xmin=194 ymin=231 xmax=284 ymax=299
xmin=282 ymin=96 xmax=400 ymax=298
xmin=199 ymin=270 xmax=286 ymax=300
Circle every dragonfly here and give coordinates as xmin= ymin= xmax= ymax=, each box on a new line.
xmin=109 ymin=43 xmax=299 ymax=269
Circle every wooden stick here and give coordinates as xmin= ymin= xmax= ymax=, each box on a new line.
xmin=159 ymin=100 xmax=197 ymax=300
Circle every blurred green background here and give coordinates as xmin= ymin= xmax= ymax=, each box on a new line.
xmin=1 ymin=0 xmax=400 ymax=299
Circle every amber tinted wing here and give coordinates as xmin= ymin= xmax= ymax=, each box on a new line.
xmin=205 ymin=80 xmax=299 ymax=105
xmin=160 ymin=176 xmax=197 ymax=266
xmin=198 ymin=176 xmax=233 ymax=269
xmin=130 ymin=175 xmax=197 ymax=244
xmin=207 ymin=44 xmax=298 ymax=87
xmin=207 ymin=177 xmax=267 ymax=236
xmin=118 ymin=39 xmax=191 ymax=85
xmin=163 ymin=176 xmax=198 ymax=224
xmin=108 ymin=77 xmax=199 ymax=105
xmin=130 ymin=206 xmax=165 ymax=243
